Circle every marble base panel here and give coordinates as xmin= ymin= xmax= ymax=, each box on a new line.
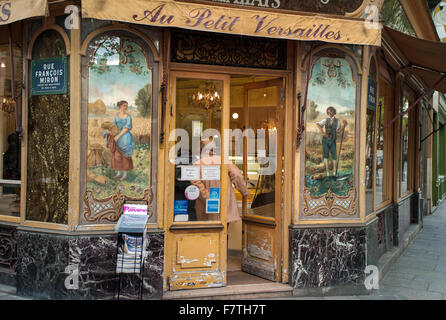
xmin=367 ymin=205 xmax=395 ymax=266
xmin=394 ymin=193 xmax=420 ymax=246
xmin=411 ymin=192 xmax=421 ymax=224
xmin=289 ymin=226 xmax=367 ymax=292
xmin=16 ymin=229 xmax=164 ymax=300
xmin=365 ymin=218 xmax=379 ymax=267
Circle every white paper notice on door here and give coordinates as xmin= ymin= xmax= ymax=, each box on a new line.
xmin=180 ymin=165 xmax=201 ymax=181
xmin=201 ymin=165 xmax=221 ymax=180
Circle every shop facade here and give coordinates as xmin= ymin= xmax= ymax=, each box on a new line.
xmin=0 ymin=0 xmax=443 ymax=299
xmin=432 ymin=92 xmax=446 ymax=207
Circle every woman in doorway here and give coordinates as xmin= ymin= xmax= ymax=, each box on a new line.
xmin=191 ymin=138 xmax=250 ymax=222
xmin=102 ymin=100 xmax=135 ymax=181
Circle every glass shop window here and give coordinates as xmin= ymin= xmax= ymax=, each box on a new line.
xmin=399 ymin=96 xmax=411 ymax=196
xmin=26 ymin=30 xmax=69 ymax=224
xmin=376 ymin=79 xmax=392 ymax=206
xmin=173 ymin=78 xmax=223 ymax=222
xmin=0 ymin=44 xmax=21 ymax=217
xmin=365 ymin=62 xmax=377 ymax=215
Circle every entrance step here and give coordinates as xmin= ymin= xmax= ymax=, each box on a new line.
xmin=162 ymin=283 xmax=293 ymax=300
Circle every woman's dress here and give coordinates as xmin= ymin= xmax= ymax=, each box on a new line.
xmin=103 ymin=114 xmax=135 ymax=171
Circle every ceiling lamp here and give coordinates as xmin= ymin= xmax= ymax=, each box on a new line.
xmin=190 ymin=82 xmax=221 ymax=110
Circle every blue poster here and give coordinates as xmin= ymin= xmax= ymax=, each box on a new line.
xmin=31 ymin=57 xmax=68 ymax=96
xmin=206 ymin=199 xmax=220 ymax=214
xmin=174 ymin=200 xmax=188 ymax=214
xmin=209 ymin=187 xmax=220 ymax=199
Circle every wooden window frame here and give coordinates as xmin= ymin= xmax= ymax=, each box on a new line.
xmin=0 ymin=42 xmax=22 ymax=224
xmin=398 ymin=84 xmax=417 ymax=200
xmin=0 ymin=23 xmax=72 ymax=230
xmin=75 ymin=24 xmax=161 ymax=232
xmin=375 ymin=77 xmax=394 ymax=212
xmin=365 ymin=55 xmax=378 ymax=217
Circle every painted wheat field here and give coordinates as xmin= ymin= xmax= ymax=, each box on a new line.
xmin=87 ymin=104 xmax=151 ymax=199
xmin=305 ymin=112 xmax=355 ymax=197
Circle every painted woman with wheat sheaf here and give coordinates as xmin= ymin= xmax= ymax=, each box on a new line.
xmin=102 ymin=100 xmax=135 ymax=181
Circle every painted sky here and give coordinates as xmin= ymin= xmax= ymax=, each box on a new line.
xmin=88 ymin=40 xmax=151 ymax=108
xmin=307 ymin=58 xmax=356 ymax=115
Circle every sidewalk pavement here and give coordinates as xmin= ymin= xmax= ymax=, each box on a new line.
xmin=0 ymin=284 xmax=28 ymax=300
xmin=369 ymin=200 xmax=446 ymax=300
xmin=1 ymin=200 xmax=446 ymax=300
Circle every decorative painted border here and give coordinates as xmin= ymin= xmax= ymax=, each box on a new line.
xmin=303 ymin=187 xmax=356 ymax=217
xmin=82 ymin=188 xmax=153 ymax=223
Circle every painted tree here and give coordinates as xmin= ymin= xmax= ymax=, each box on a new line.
xmin=307 ymin=100 xmax=320 ymax=121
xmin=135 ymin=84 xmax=152 ymax=118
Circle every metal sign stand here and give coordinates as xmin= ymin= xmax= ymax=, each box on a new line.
xmin=113 ymin=208 xmax=149 ymax=300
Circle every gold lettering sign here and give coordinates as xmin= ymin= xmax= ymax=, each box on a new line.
xmin=177 ymin=0 xmax=364 ymax=15
xmin=82 ymin=0 xmax=382 ymax=46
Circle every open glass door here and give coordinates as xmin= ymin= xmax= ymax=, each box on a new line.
xmin=239 ymin=79 xmax=284 ymax=282
xmin=166 ymin=72 xmax=230 ymax=290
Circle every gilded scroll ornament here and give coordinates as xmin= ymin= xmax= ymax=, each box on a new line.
xmin=303 ymin=187 xmax=356 ymax=217
xmin=82 ymin=188 xmax=152 ymax=223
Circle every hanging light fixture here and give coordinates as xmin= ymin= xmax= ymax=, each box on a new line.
xmin=190 ymin=82 xmax=221 ymax=110
xmin=1 ymin=97 xmax=15 ymax=114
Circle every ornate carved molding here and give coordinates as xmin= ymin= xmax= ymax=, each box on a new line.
xmin=303 ymin=188 xmax=356 ymax=217
xmin=170 ymin=29 xmax=287 ymax=70
xmin=82 ymin=189 xmax=153 ymax=224
xmin=0 ymin=228 xmax=17 ymax=273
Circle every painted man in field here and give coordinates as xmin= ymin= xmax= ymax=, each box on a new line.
xmin=316 ymin=106 xmax=347 ymax=177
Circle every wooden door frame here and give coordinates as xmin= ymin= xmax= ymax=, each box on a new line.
xmin=164 ymin=63 xmax=293 ymax=288
xmin=241 ymin=78 xmax=284 ymax=282
xmin=164 ymin=71 xmax=230 ymax=291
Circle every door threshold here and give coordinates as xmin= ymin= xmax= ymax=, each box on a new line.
xmin=162 ymin=282 xmax=293 ymax=300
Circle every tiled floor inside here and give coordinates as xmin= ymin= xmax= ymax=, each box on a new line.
xmin=226 ymin=250 xmax=271 ymax=286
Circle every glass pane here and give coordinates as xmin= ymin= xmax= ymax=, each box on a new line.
xmin=229 ymin=87 xmax=245 ymax=206
xmin=365 ymin=106 xmax=376 ymax=214
xmin=26 ymin=30 xmax=69 ymax=224
xmin=173 ymin=78 xmax=223 ymax=222
xmin=376 ymin=80 xmax=391 ymax=206
xmin=0 ymin=44 xmax=21 ymax=217
xmin=400 ymin=97 xmax=409 ymax=195
xmin=246 ymin=86 xmax=278 ymax=219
